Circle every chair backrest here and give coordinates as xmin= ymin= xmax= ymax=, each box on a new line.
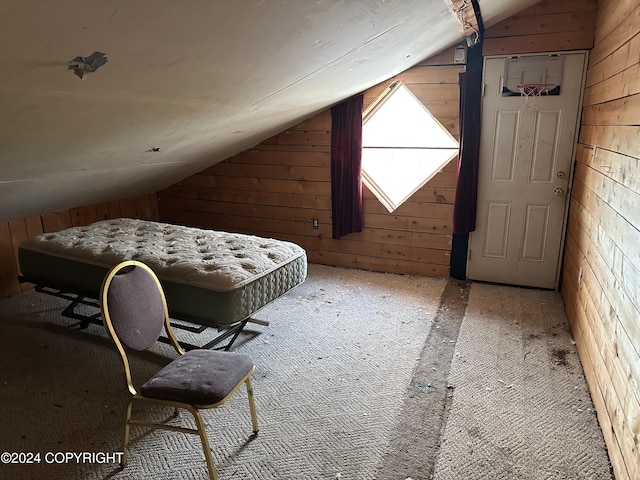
xmin=101 ymin=260 xmax=184 ymax=396
xmin=101 ymin=260 xmax=167 ymax=351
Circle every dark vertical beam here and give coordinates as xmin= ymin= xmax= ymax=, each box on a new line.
xmin=450 ymin=0 xmax=483 ymax=280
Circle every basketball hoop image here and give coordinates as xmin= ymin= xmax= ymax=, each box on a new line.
xmin=501 ymin=55 xmax=564 ymax=110
xmin=516 ymin=83 xmax=557 ymax=110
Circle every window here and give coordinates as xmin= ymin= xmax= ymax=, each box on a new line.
xmin=361 ymin=81 xmax=459 ymax=212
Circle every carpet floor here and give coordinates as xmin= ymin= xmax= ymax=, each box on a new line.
xmin=0 ymin=264 xmax=611 ymax=479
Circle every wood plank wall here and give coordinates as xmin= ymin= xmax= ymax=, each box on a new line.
xmin=483 ymin=0 xmax=596 ymax=56
xmin=0 ymin=195 xmax=159 ymax=300
xmin=158 ymin=49 xmax=464 ymax=277
xmin=561 ymin=0 xmax=640 ymax=478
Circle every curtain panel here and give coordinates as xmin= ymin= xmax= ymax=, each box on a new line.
xmin=453 ymin=69 xmax=483 ymax=233
xmin=330 ymin=94 xmax=364 ymax=239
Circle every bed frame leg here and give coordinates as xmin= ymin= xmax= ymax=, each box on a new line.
xmin=196 ymin=319 xmax=250 ymax=351
xmin=61 ymin=297 xmax=101 ymax=329
xmin=31 ymin=285 xmax=101 ymax=329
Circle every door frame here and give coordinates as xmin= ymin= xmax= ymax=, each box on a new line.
xmin=467 ymin=50 xmax=589 ymax=290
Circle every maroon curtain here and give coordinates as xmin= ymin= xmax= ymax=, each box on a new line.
xmin=330 ymin=94 xmax=364 ymax=239
xmin=453 ymin=69 xmax=483 ymax=233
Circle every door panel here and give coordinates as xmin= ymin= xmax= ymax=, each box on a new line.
xmin=521 ymin=204 xmax=549 ymax=261
xmin=483 ymin=202 xmax=511 ymax=258
xmin=467 ymin=53 xmax=587 ymax=289
xmin=491 ymin=111 xmax=519 ymax=181
xmin=530 ymin=111 xmax=560 ymax=183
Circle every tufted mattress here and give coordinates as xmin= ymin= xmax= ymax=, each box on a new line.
xmin=18 ymin=218 xmax=307 ymax=327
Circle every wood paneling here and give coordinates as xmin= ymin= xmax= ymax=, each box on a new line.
xmin=562 ymin=1 xmax=640 ymax=478
xmin=158 ymin=57 xmax=464 ymax=277
xmin=0 ymin=194 xmax=159 ymax=299
xmin=483 ymin=0 xmax=596 ymax=56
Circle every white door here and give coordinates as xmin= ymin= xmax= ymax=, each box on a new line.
xmin=467 ymin=52 xmax=587 ymax=289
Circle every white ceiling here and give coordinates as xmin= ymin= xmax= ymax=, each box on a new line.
xmin=0 ymin=0 xmax=539 ymax=222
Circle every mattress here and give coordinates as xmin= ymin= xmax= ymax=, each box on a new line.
xmin=18 ymin=218 xmax=307 ymax=327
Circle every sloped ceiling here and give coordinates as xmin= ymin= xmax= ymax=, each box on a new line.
xmin=0 ymin=0 xmax=539 ymax=222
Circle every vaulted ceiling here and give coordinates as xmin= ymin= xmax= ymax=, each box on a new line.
xmin=0 ymin=0 xmax=540 ymax=222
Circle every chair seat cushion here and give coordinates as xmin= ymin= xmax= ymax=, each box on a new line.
xmin=140 ymin=349 xmax=254 ymax=405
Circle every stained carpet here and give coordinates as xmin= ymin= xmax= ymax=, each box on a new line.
xmin=432 ymin=283 xmax=613 ymax=480
xmin=0 ymin=265 xmax=611 ymax=479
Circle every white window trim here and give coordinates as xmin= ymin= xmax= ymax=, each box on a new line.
xmin=361 ymin=81 xmax=459 ymax=213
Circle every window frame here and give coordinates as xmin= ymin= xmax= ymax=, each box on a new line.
xmin=361 ymin=80 xmax=459 ymax=212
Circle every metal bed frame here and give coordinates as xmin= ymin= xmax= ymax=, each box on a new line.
xmin=18 ymin=276 xmax=267 ymax=351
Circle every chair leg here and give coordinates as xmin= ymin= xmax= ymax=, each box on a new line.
xmin=121 ymin=400 xmax=134 ymax=466
xmin=245 ymin=377 xmax=259 ymax=434
xmin=188 ymin=407 xmax=218 ymax=480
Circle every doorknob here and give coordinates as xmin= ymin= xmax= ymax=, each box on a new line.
xmin=554 ymin=187 xmax=564 ymax=196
